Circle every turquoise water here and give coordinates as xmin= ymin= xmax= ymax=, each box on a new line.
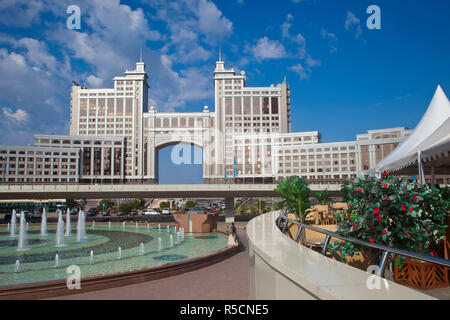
xmin=0 ymin=224 xmax=228 ymax=286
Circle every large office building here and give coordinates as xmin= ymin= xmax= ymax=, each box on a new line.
xmin=1 ymin=58 xmax=447 ymax=184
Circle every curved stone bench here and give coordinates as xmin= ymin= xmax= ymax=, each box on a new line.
xmin=247 ymin=211 xmax=435 ymax=300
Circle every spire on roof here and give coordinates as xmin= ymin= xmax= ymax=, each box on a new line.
xmin=219 ymin=45 xmax=222 ymax=62
xmin=139 ymin=48 xmax=142 ymax=63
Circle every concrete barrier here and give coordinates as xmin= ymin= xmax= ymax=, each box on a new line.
xmin=247 ymin=211 xmax=435 ymax=300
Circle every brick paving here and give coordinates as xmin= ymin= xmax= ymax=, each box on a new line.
xmin=49 ymin=223 xmax=249 ymax=300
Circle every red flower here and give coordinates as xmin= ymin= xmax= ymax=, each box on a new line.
xmin=347 ymin=205 xmax=352 ymax=209
xmin=370 ymin=226 xmax=375 ymax=230
xmin=366 ymin=178 xmax=372 ymax=181
xmin=410 ymin=207 xmax=414 ymax=212
xmin=351 ymin=179 xmax=354 ymax=182
xmin=401 ymin=204 xmax=407 ymax=211
xmin=384 ymin=184 xmax=389 ymax=188
xmin=327 ymin=211 xmax=331 ymax=215
xmin=382 ymin=171 xmax=389 ymax=176
xmin=352 ymin=224 xmax=356 ymax=229
xmin=377 ymin=217 xmax=382 ymax=222
xmin=381 ymin=230 xmax=387 ymax=235
xmin=406 ymin=257 xmax=411 ymax=262
xmin=385 ymin=196 xmax=390 ymax=200
xmin=373 ymin=208 xmax=380 ymax=215
xmin=431 ymin=252 xmax=435 ymax=256
xmin=357 ymin=188 xmax=362 ymax=192
xmin=414 ymin=195 xmax=418 ymax=201
xmin=404 ymin=192 xmax=407 ymax=196
xmin=369 ymin=238 xmax=374 ymax=243
xmin=406 ymin=232 xmax=411 ymax=237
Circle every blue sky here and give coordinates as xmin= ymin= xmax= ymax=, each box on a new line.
xmin=0 ymin=0 xmax=449 ymax=182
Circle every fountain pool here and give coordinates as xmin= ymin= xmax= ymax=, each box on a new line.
xmin=0 ymin=223 xmax=228 ymax=287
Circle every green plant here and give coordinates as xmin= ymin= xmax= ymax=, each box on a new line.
xmin=239 ymin=205 xmax=248 ymax=214
xmin=66 ymin=199 xmax=79 ymax=209
xmin=275 ymin=176 xmax=312 ymax=223
xmin=159 ymin=201 xmax=170 ymax=209
xmin=328 ymin=172 xmax=449 ymax=264
xmin=316 ymin=189 xmax=331 ymax=205
xmin=185 ymin=200 xmax=197 ymax=209
xmin=97 ymin=199 xmax=115 ymax=211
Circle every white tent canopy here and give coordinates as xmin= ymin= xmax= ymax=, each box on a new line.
xmin=371 ymin=85 xmax=450 ymax=175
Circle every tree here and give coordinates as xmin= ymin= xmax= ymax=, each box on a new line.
xmin=275 ymin=176 xmax=312 ymax=223
xmin=316 ymin=189 xmax=331 ymax=205
xmin=185 ymin=200 xmax=197 ymax=209
xmin=257 ymin=200 xmax=266 ymax=212
xmin=66 ymin=199 xmax=79 ymax=209
xmin=97 ymin=199 xmax=115 ymax=211
xmin=160 ymin=201 xmax=170 ymax=209
xmin=239 ymin=205 xmax=248 ymax=214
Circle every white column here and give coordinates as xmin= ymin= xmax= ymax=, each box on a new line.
xmin=225 ymin=197 xmax=235 ymax=223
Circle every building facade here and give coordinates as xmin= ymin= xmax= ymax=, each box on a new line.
xmin=2 ymin=59 xmax=448 ymax=184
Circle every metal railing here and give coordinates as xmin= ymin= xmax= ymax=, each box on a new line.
xmin=276 ymin=210 xmax=450 ymax=277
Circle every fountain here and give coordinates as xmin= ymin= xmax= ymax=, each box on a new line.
xmin=139 ymin=242 xmax=144 ymax=255
xmin=117 ymin=247 xmax=122 ymax=260
xmin=122 ymin=221 xmax=125 ymax=229
xmin=17 ymin=211 xmax=30 ymax=251
xmin=10 ymin=209 xmax=17 ymax=237
xmin=170 ymin=234 xmax=173 ymax=248
xmin=26 ymin=222 xmax=29 ymax=230
xmin=136 ymin=222 xmax=138 ymax=229
xmin=40 ymin=207 xmax=47 ymax=236
xmin=167 ymin=225 xmax=170 ymax=233
xmin=92 ymin=220 xmax=95 ymax=229
xmin=15 ymin=260 xmax=20 ymax=273
xmin=55 ymin=210 xmax=65 ymax=247
xmin=77 ymin=211 xmax=87 ymax=242
xmin=55 ymin=254 xmax=59 ymax=268
xmin=174 ymin=226 xmax=177 ymax=235
xmin=90 ymin=250 xmax=94 ymax=264
xmin=81 ymin=212 xmax=87 ymax=240
xmin=158 ymin=224 xmax=161 ymax=232
xmin=7 ymin=222 xmax=10 ymax=232
xmin=108 ymin=221 xmax=111 ymax=229
xmin=65 ymin=208 xmax=71 ymax=236
xmin=158 ymin=237 xmax=162 ymax=251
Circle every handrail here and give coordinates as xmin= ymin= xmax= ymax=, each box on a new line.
xmin=277 ymin=211 xmax=450 ymax=277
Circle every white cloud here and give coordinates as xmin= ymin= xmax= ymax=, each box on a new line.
xmin=290 ymin=63 xmax=310 ymax=80
xmin=345 ymin=11 xmax=362 ymax=39
xmin=196 ymin=0 xmax=233 ymax=42
xmin=86 ymin=75 xmax=103 ymax=88
xmin=251 ymin=37 xmax=287 ymax=60
xmin=321 ymin=28 xmax=338 ymax=53
xmin=2 ymin=107 xmax=29 ymax=122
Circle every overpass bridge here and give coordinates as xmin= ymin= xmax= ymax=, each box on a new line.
xmin=0 ymin=183 xmax=342 ymax=222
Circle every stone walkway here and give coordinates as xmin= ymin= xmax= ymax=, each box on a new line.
xmin=49 ymin=223 xmax=250 ymax=300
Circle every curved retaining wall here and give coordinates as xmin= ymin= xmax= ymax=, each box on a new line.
xmin=246 ymin=211 xmax=435 ymax=300
xmin=0 ymin=232 xmax=239 ymax=300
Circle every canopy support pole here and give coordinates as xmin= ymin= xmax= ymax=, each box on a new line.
xmin=417 ymin=151 xmax=425 ymax=185
xmin=430 ymin=166 xmax=435 ymax=186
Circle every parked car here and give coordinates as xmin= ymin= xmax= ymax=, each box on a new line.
xmin=102 ymin=210 xmax=110 ymax=217
xmin=162 ymin=208 xmax=170 ymax=215
xmin=117 ymin=210 xmax=126 ymax=216
xmin=87 ymin=208 xmax=98 ymax=217
xmin=130 ymin=209 xmax=138 ymax=216
xmin=142 ymin=209 xmax=160 ymax=215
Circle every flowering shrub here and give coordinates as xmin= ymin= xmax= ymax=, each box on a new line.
xmin=328 ymin=172 xmax=449 ymax=263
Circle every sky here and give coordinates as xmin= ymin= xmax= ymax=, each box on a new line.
xmin=0 ymin=0 xmax=449 ymax=182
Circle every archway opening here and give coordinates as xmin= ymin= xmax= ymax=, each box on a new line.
xmin=156 ymin=143 xmax=203 ymax=184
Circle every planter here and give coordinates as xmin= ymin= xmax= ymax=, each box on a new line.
xmin=394 ymin=257 xmax=449 ymax=290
